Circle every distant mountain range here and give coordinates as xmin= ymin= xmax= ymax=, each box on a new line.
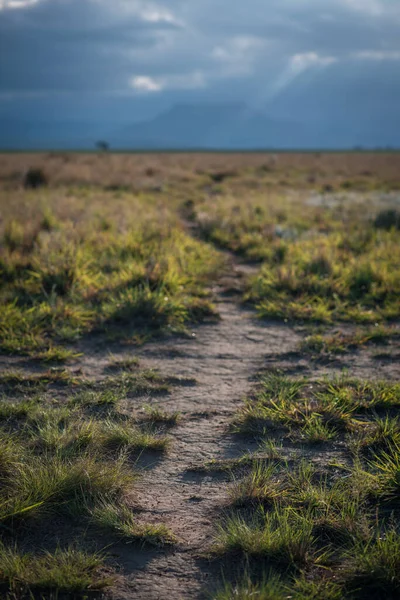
xmin=0 ymin=103 xmax=398 ymax=150
xmin=110 ymin=103 xmax=308 ymax=149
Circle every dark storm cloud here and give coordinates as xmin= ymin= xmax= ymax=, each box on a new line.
xmin=0 ymin=0 xmax=183 ymax=92
xmin=0 ymin=0 xmax=399 ymax=100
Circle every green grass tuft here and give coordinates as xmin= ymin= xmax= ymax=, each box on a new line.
xmin=91 ymin=500 xmax=176 ymax=546
xmin=343 ymin=528 xmax=400 ymax=598
xmin=215 ymin=508 xmax=316 ymax=569
xmin=0 ymin=544 xmax=110 ymax=596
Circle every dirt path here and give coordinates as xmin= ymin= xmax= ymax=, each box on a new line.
xmin=103 ymin=258 xmax=399 ymax=599
xmin=1 ymin=248 xmax=396 ymax=599
xmin=103 ymin=263 xmax=301 ymax=600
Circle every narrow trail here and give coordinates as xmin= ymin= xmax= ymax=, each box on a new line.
xmin=0 ymin=240 xmax=396 ymax=599
xmin=111 ymin=264 xmax=302 ymax=600
xmin=106 ymin=255 xmax=398 ymax=600
xmin=0 ymin=239 xmax=396 ymax=600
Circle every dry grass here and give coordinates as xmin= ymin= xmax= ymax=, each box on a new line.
xmin=0 ymin=185 xmax=222 ymax=357
xmin=1 ymin=152 xmax=399 ymax=192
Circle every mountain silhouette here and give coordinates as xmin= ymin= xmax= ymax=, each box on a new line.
xmin=0 ymin=100 xmax=398 ymax=150
xmin=110 ymin=103 xmax=305 ymax=149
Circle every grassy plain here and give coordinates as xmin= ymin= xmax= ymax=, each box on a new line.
xmin=0 ymin=151 xmax=399 ymax=598
xmin=214 ymin=373 xmax=400 ymax=599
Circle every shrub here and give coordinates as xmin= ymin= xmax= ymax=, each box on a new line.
xmin=374 ymin=209 xmax=400 ymax=231
xmin=23 ymin=168 xmax=48 ymax=189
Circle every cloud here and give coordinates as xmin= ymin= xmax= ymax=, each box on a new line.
xmin=0 ymin=0 xmax=183 ymax=93
xmin=131 ymin=76 xmax=163 ymax=92
xmin=272 ymin=52 xmax=337 ymax=93
xmin=130 ymin=71 xmax=206 ymax=93
xmin=0 ymin=0 xmax=39 ymax=8
xmin=211 ymin=35 xmax=268 ymax=76
xmin=338 ymin=0 xmax=384 ymax=15
xmin=0 ymin=0 xmax=399 ymax=110
xmin=353 ymin=50 xmax=400 ymax=61
xmin=140 ymin=7 xmax=183 ymax=26
xmin=129 ymin=34 xmax=267 ymax=95
xmin=290 ymin=52 xmax=337 ymax=73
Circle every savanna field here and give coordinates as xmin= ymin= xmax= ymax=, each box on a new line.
xmin=0 ymin=151 xmax=400 ymax=599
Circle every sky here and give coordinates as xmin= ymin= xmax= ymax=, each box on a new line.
xmin=0 ymin=0 xmax=399 ymax=146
